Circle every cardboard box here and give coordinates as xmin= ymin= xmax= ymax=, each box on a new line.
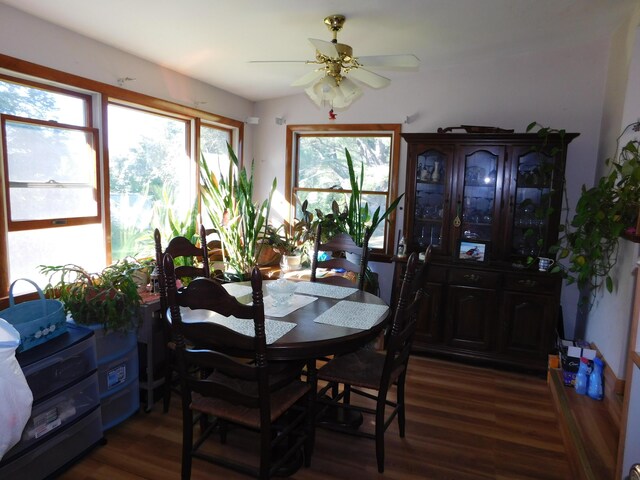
xmin=558 ymin=338 xmax=597 ymax=387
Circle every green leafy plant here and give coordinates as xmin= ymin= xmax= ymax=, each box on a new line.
xmin=265 ymin=200 xmax=314 ymax=256
xmin=306 ymin=148 xmax=404 ymax=248
xmin=200 ymin=142 xmax=276 ymax=279
xmin=39 ymin=259 xmax=143 ymax=333
xmin=528 ymin=121 xmax=640 ymax=303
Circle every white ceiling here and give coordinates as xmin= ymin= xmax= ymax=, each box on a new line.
xmin=1 ymin=0 xmax=638 ymax=102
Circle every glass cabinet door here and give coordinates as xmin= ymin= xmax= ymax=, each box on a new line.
xmin=411 ymin=148 xmax=449 ymax=251
xmin=510 ymin=149 xmax=556 ymax=258
xmin=458 ymin=148 xmax=500 ymax=249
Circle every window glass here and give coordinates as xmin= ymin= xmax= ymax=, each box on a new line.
xmin=0 ymin=78 xmax=86 ymax=124
xmin=108 ymin=103 xmax=193 ymax=260
xmin=4 ymin=118 xmax=98 ymax=222
xmin=8 ymin=225 xmax=105 ymax=295
xmin=294 ymin=133 xmax=396 ymax=251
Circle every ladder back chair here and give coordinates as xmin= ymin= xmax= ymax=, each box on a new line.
xmin=316 ymin=251 xmax=427 ymax=473
xmin=310 ymin=223 xmax=370 ymax=291
xmin=163 ymin=257 xmax=316 ymax=479
xmin=154 ymin=226 xmax=210 ymax=413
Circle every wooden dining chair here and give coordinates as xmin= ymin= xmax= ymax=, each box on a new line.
xmin=154 ymin=226 xmax=210 ymax=413
xmin=163 ymin=256 xmax=316 ymax=480
xmin=316 ymin=251 xmax=426 ymax=473
xmin=310 ymin=223 xmax=370 ymax=291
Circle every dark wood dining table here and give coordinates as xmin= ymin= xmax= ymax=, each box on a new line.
xmin=177 ymin=279 xmax=391 ymax=361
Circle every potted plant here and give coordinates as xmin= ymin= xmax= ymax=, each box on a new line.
xmin=200 ymin=142 xmax=277 ymax=281
xmin=264 ymin=199 xmax=316 ymax=269
xmin=39 ymin=258 xmax=143 ymax=334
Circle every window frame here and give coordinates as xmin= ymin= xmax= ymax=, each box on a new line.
xmin=1 ymin=114 xmax=101 ymax=231
xmin=285 ymin=124 xmax=402 ymax=259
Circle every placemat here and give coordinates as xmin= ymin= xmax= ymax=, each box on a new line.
xmin=294 ymin=282 xmax=357 ymax=299
xmin=222 ymin=283 xmax=253 ymax=298
xmin=179 ymin=307 xmax=295 ymax=344
xmin=264 ymin=294 xmax=317 ymax=318
xmin=313 ymin=301 xmax=390 ymax=330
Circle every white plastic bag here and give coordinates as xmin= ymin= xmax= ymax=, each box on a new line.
xmin=0 ymin=317 xmax=33 ymax=460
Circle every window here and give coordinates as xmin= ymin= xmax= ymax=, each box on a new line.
xmin=199 ymin=122 xmax=232 ymax=231
xmin=0 ymin=77 xmax=103 ymax=294
xmin=287 ymin=124 xmax=401 ymax=255
xmin=0 ymin=58 xmax=243 ymax=298
xmin=108 ymin=103 xmax=193 ymax=260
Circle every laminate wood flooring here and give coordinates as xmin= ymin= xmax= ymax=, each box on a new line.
xmin=59 ymin=356 xmax=571 ymax=480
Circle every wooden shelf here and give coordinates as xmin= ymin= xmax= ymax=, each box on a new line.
xmin=549 ymin=368 xmax=620 ymax=480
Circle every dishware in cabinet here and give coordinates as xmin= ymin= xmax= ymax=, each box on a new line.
xmin=404 ymin=143 xmax=453 ymax=255
xmin=505 ymin=144 xmax=568 ymax=262
xmin=455 ymin=145 xmax=505 ymax=258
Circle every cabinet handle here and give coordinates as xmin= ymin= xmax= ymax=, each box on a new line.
xmin=517 ymin=279 xmax=538 ymax=288
xmin=464 ymin=274 xmax=480 ymax=282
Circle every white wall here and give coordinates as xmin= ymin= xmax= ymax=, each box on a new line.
xmin=0 ymin=3 xmax=254 ymax=154
xmin=253 ymin=37 xmax=612 ymax=328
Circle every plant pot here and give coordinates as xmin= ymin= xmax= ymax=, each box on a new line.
xmin=280 ymin=254 xmax=302 ymax=273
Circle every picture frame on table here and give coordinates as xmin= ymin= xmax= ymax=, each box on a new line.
xmin=456 ymin=239 xmax=489 ymax=263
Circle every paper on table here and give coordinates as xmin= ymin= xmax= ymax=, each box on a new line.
xmin=313 ymin=300 xmax=389 ymax=330
xmin=222 ymin=283 xmax=253 ymax=298
xmin=264 ymin=294 xmax=317 ymax=318
xmin=294 ymin=282 xmax=357 ymax=299
xmin=178 ymin=307 xmax=295 ymax=344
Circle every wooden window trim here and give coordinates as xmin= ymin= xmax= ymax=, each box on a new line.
xmin=285 ymin=123 xmax=402 ymax=260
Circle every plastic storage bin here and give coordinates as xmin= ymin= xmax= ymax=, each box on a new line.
xmin=0 ymin=407 xmax=103 ymax=480
xmin=97 ymin=344 xmax=138 ymax=393
xmin=21 ymin=329 xmax=97 ymax=402
xmin=84 ymin=323 xmax=137 ymax=363
xmin=4 ymin=372 xmax=100 ymax=459
xmin=100 ymin=375 xmax=140 ymax=431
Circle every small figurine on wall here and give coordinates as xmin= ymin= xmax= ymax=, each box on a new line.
xmin=328 ymin=109 xmax=337 ymax=120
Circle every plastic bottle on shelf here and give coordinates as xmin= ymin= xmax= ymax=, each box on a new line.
xmin=574 ymin=357 xmax=589 ymax=395
xmin=588 ymin=357 xmax=604 ymax=400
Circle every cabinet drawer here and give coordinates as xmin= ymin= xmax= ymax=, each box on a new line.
xmin=448 ymin=269 xmax=501 ymax=288
xmin=0 ymin=407 xmax=102 ymax=480
xmin=505 ymin=274 xmax=559 ymax=294
xmin=4 ymin=371 xmax=100 ymax=460
xmin=22 ymin=333 xmax=97 ymax=402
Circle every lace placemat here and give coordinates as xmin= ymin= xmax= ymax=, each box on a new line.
xmin=294 ymin=282 xmax=357 ymax=299
xmin=313 ymin=301 xmax=390 ymax=330
xmin=264 ymin=294 xmax=317 ymax=318
xmin=222 ymin=283 xmax=253 ymax=298
xmin=179 ymin=307 xmax=295 ymax=344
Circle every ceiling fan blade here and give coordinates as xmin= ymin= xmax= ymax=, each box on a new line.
xmin=348 ymin=67 xmax=391 ymax=89
xmin=356 ymin=54 xmax=420 ymax=69
xmin=248 ymin=60 xmax=309 ymax=64
xmin=309 ymin=38 xmax=339 ymax=58
xmin=291 ymin=68 xmax=325 ymax=87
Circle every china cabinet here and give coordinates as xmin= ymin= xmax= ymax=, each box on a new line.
xmin=395 ymin=128 xmax=578 ymax=371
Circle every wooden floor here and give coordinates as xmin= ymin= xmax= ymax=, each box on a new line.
xmin=59 ymin=356 xmax=571 ymax=480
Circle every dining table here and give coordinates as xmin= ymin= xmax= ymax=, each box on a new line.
xmin=175 ymin=279 xmax=392 ymax=361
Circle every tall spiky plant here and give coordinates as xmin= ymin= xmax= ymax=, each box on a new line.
xmin=200 ymin=143 xmax=276 ymax=279
xmin=343 ymin=148 xmax=404 ymax=247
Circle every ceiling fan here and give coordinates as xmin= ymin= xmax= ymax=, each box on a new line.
xmin=256 ymin=14 xmax=420 ymax=109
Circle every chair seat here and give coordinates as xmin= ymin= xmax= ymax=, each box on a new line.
xmin=317 ymin=349 xmax=404 ymax=390
xmin=192 ymin=379 xmax=310 ymax=429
